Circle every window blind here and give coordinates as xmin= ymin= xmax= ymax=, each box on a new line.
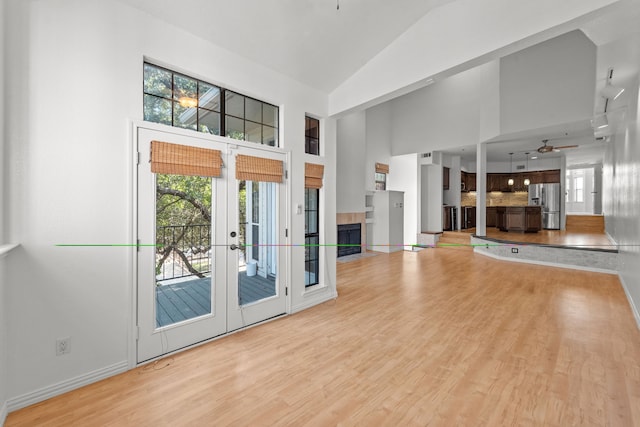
xmin=235 ymin=154 xmax=283 ymax=183
xmin=375 ymin=162 xmax=389 ymax=174
xmin=150 ymin=140 xmax=222 ymax=177
xmin=305 ymin=162 xmax=324 ymax=189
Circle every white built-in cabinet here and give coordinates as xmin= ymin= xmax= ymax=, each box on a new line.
xmin=370 ymin=190 xmax=404 ymax=253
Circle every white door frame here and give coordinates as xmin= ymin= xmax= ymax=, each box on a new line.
xmin=130 ymin=121 xmax=290 ymax=366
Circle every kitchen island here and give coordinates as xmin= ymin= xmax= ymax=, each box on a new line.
xmin=496 ymin=206 xmax=542 ymax=232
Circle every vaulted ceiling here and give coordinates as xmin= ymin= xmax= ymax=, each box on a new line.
xmin=117 ymin=0 xmax=459 ymax=93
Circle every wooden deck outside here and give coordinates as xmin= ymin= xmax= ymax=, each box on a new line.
xmin=156 ymin=273 xmax=276 ymax=327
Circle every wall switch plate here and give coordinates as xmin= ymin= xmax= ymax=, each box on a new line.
xmin=56 ymin=337 xmax=71 ymax=356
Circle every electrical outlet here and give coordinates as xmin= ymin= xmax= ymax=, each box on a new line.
xmin=511 ymin=247 xmax=519 ymax=254
xmin=56 ymin=337 xmax=71 ymax=356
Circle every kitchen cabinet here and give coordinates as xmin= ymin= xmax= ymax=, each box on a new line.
xmin=525 ymin=206 xmax=542 ymax=230
xmin=486 ymin=207 xmax=497 ymax=227
xmin=462 ymin=206 xmax=476 ymax=229
xmin=543 ymin=169 xmax=561 ymax=183
xmin=496 ymin=206 xmax=542 ymax=232
xmin=488 ymin=173 xmax=517 ymax=192
xmin=443 ymin=167 xmax=450 ymax=190
xmin=486 ymin=170 xmax=560 ymax=191
xmin=461 ymin=172 xmax=476 ymax=192
xmin=443 ymin=205 xmax=457 ymax=231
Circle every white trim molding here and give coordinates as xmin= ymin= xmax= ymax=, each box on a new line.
xmin=7 ymin=361 xmax=128 ymax=412
xmin=1 ymin=400 xmax=7 ymax=426
xmin=619 ymin=274 xmax=640 ymax=331
xmin=291 ymin=291 xmax=338 ymax=314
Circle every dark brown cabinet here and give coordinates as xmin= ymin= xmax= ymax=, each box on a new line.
xmin=486 ymin=207 xmax=497 ymax=227
xmin=443 ymin=167 xmax=450 ymax=190
xmin=525 ymin=206 xmax=542 ymax=230
xmin=543 ymin=169 xmax=561 ymax=183
xmin=462 ymin=206 xmax=476 ymax=229
xmin=485 ymin=169 xmax=561 ymax=192
xmin=461 ymin=172 xmax=476 ymax=192
xmin=443 ymin=206 xmax=454 ymax=231
xmin=496 ymin=206 xmax=541 ymax=232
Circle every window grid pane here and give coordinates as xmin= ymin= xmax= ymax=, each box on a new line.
xmin=143 ymin=63 xmax=278 ymax=146
xmin=305 ymin=188 xmax=320 ymax=287
xmin=305 ymin=116 xmax=320 ymax=155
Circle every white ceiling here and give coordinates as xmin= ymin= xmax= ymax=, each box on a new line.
xmin=119 ymin=0 xmax=640 ymax=166
xmin=117 ymin=0 xmax=459 ymax=92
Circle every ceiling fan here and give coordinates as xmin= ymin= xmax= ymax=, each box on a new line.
xmin=536 ymin=139 xmax=578 ymax=153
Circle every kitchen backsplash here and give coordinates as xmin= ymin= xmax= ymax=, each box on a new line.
xmin=460 ymin=191 xmax=529 ymax=207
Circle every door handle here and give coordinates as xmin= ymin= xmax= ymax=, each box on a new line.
xmin=229 ymin=244 xmax=239 ymax=250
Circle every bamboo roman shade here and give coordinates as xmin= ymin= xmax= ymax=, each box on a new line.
xmin=150 ymin=140 xmax=222 ymax=177
xmin=375 ymin=162 xmax=389 ymax=174
xmin=305 ymin=162 xmax=324 ymax=189
xmin=235 ymin=154 xmax=283 ymax=183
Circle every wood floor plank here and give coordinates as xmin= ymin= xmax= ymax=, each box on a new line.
xmin=6 ymin=248 xmax=640 ymax=426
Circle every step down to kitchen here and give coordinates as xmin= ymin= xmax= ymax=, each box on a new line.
xmin=416 ymin=231 xmax=442 ymax=247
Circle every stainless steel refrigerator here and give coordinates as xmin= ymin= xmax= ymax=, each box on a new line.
xmin=528 ymin=183 xmax=561 ymax=229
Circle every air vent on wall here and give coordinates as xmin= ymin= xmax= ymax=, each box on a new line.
xmin=422 ymin=152 xmax=431 ymax=158
xmin=516 ymin=164 xmax=525 ymax=170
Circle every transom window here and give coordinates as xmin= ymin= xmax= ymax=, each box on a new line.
xmin=143 ymin=63 xmax=279 ymax=146
xmin=305 ymin=116 xmax=320 ymax=155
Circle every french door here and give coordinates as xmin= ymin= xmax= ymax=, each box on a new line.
xmin=136 ymin=126 xmax=287 ymax=363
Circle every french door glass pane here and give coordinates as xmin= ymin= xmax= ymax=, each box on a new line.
xmin=238 ymin=180 xmax=277 ymax=306
xmin=155 ymin=174 xmax=213 ymax=327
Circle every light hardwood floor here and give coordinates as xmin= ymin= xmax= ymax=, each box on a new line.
xmin=457 ymin=227 xmax=615 ymax=249
xmin=7 ymin=249 xmax=640 ymax=426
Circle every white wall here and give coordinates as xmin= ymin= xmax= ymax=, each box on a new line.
xmin=420 ymin=165 xmax=443 ymax=232
xmin=0 ymin=0 xmax=8 ymax=421
xmin=388 ymin=154 xmax=419 ymax=247
xmin=4 ymin=0 xmax=334 ymax=406
xmin=600 ymin=32 xmax=640 ymax=327
xmin=389 ymin=61 xmax=500 ymax=156
xmin=365 ymin=103 xmax=392 ymax=191
xmin=328 ymin=0 xmax=619 ymax=116
xmin=500 ymin=30 xmax=596 ymax=135
xmin=336 ymin=111 xmax=366 ymax=213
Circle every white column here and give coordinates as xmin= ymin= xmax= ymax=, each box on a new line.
xmin=476 ymin=142 xmax=487 ymax=236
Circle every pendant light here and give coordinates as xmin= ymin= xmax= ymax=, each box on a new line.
xmin=523 ymin=153 xmax=530 ymax=186
xmin=507 ymin=153 xmax=514 ymax=186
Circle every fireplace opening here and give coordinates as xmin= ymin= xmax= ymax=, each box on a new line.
xmin=337 ymin=223 xmax=362 ymax=257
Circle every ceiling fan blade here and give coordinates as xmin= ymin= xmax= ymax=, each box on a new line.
xmin=554 ymin=145 xmax=579 ymax=150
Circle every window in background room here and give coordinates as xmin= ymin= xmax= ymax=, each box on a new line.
xmin=575 ymin=176 xmax=584 ymax=203
xmin=305 ymin=116 xmax=320 ymax=155
xmin=143 ymin=63 xmax=278 ymax=146
xmin=375 ymin=173 xmax=386 ymax=190
xmin=375 ymin=163 xmax=389 ymax=190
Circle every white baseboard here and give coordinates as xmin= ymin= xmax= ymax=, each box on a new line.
xmin=474 ymin=248 xmax=618 ymax=275
xmin=291 ymin=291 xmax=338 ymax=314
xmin=1 ymin=400 xmax=7 ymax=427
xmin=619 ymin=274 xmax=640 ymax=331
xmin=7 ymin=361 xmax=128 ymax=413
